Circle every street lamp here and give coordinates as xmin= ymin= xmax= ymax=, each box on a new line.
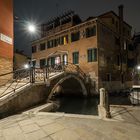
xmin=27 ymin=23 xmax=36 ymax=33
xmin=137 ymin=65 xmax=140 ymax=70
xmin=14 ymin=17 xmax=37 ymax=34
xmin=24 ymin=64 xmax=29 ymax=69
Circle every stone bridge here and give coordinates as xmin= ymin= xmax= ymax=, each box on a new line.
xmin=0 ymin=62 xmax=91 ymax=118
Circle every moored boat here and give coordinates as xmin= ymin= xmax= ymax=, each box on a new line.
xmin=130 ymin=85 xmax=140 ymax=105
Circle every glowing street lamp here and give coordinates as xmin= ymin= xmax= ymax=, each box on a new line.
xmin=24 ymin=64 xmax=29 ymax=69
xmin=27 ymin=24 xmax=36 ymax=33
xmin=137 ymin=65 xmax=140 ymax=70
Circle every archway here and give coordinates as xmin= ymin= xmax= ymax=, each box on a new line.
xmin=48 ymin=74 xmax=87 ymax=100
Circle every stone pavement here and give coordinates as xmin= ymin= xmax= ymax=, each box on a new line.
xmin=0 ymin=106 xmax=140 ymax=140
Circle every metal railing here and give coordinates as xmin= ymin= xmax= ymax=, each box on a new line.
xmin=0 ymin=62 xmax=86 ymax=98
xmin=0 ymin=68 xmax=31 ymax=98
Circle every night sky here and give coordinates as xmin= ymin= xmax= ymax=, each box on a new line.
xmin=14 ymin=0 xmax=140 ymax=56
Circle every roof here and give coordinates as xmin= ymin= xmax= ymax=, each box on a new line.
xmin=98 ymin=11 xmax=132 ymax=28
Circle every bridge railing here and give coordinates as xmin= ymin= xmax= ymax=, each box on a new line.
xmin=0 ymin=68 xmax=31 ymax=98
xmin=0 ymin=62 xmax=87 ymax=97
xmin=42 ymin=62 xmax=86 ymax=80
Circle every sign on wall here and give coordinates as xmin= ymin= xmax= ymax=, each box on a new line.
xmin=0 ymin=33 xmax=13 ymax=45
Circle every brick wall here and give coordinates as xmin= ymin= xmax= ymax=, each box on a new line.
xmin=0 ymin=57 xmax=13 ymax=86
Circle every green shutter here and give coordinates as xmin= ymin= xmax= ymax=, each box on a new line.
xmin=73 ymin=52 xmax=79 ymax=64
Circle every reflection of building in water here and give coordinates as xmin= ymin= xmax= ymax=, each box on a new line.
xmin=0 ymin=0 xmax=13 ymax=85
xmin=31 ymin=6 xmax=133 ymax=94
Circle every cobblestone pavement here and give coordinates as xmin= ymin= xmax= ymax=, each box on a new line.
xmin=0 ymin=106 xmax=140 ymax=140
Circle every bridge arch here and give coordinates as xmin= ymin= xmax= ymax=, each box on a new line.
xmin=48 ymin=74 xmax=87 ymax=100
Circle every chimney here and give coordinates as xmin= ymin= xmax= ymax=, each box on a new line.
xmin=118 ymin=5 xmax=124 ymax=20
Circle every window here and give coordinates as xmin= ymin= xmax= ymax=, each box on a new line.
xmin=63 ymin=54 xmax=68 ymax=65
xmin=128 ymin=44 xmax=134 ymax=51
xmin=40 ymin=59 xmax=46 ymax=68
xmin=117 ymin=55 xmax=120 ymax=66
xmin=116 ymin=21 xmax=118 ymax=30
xmin=32 ymin=60 xmax=36 ymax=67
xmin=63 ymin=35 xmax=68 ymax=45
xmin=107 ymin=74 xmax=111 ymax=82
xmin=73 ymin=52 xmax=79 ymax=64
xmin=32 ymin=46 xmax=37 ymax=53
xmin=115 ymin=37 xmax=120 ymax=45
xmin=86 ymin=26 xmax=96 ymax=38
xmin=71 ymin=31 xmax=80 ymax=42
xmin=87 ymin=48 xmax=97 ymax=62
xmin=40 ymin=43 xmax=46 ymax=51
xmin=112 ymin=18 xmax=115 ymax=24
xmin=124 ymin=41 xmax=127 ymax=50
xmin=60 ymin=35 xmax=68 ymax=45
xmin=47 ymin=57 xmax=55 ymax=66
xmin=47 ymin=40 xmax=54 ymax=48
xmin=127 ymin=59 xmax=135 ymax=68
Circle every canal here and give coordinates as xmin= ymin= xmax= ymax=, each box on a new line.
xmin=51 ymin=94 xmax=131 ymax=115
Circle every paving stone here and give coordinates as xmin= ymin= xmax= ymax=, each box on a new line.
xmin=2 ymin=126 xmax=22 ymax=136
xmin=18 ymin=119 xmax=34 ymax=126
xmin=50 ymin=129 xmax=82 ymax=140
xmin=4 ymin=133 xmax=26 ymax=140
xmin=42 ymin=122 xmax=64 ymax=135
xmin=35 ymin=118 xmax=55 ymax=126
xmin=0 ymin=136 xmax=5 ymax=140
xmin=24 ymin=130 xmax=47 ymax=140
xmin=40 ymin=136 xmax=53 ymax=140
xmin=0 ymin=129 xmax=2 ymax=137
xmin=74 ymin=128 xmax=99 ymax=140
xmin=21 ymin=123 xmax=40 ymax=133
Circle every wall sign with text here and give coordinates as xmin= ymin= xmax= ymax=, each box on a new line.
xmin=0 ymin=33 xmax=13 ymax=45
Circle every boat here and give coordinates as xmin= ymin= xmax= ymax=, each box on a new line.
xmin=130 ymin=85 xmax=140 ymax=105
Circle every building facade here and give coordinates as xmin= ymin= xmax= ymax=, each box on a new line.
xmin=31 ymin=6 xmax=132 ymax=94
xmin=0 ymin=0 xmax=13 ymax=85
xmin=14 ymin=51 xmax=30 ymax=70
xmin=131 ymin=32 xmax=140 ymax=84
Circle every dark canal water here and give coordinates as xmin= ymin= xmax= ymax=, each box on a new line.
xmin=52 ymin=95 xmax=131 ymax=115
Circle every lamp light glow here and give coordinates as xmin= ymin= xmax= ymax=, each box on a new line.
xmin=24 ymin=64 xmax=29 ymax=69
xmin=28 ymin=24 xmax=36 ymax=33
xmin=137 ymin=66 xmax=140 ymax=70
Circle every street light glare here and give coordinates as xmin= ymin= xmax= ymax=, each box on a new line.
xmin=137 ymin=66 xmax=140 ymax=70
xmin=28 ymin=24 xmax=36 ymax=33
xmin=24 ymin=64 xmax=29 ymax=69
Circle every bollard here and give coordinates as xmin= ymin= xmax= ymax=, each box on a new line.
xmin=99 ymin=88 xmax=106 ymax=107
xmin=105 ymin=91 xmax=111 ymax=118
xmin=98 ymin=88 xmax=111 ymax=119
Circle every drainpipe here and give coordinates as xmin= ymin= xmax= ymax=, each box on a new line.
xmin=118 ymin=5 xmax=124 ymax=84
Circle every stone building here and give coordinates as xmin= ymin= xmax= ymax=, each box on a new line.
xmin=131 ymin=32 xmax=140 ymax=84
xmin=132 ymin=32 xmax=140 ymax=66
xmin=31 ymin=6 xmax=132 ymax=94
xmin=14 ymin=51 xmax=30 ymax=70
xmin=0 ymin=0 xmax=13 ymax=85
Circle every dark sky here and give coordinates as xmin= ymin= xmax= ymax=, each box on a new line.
xmin=14 ymin=0 xmax=140 ymax=56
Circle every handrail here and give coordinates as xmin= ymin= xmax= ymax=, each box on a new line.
xmin=0 ymin=62 xmax=86 ymax=98
xmin=0 ymin=68 xmax=31 ymax=98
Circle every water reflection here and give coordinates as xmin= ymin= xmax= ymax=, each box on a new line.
xmin=51 ymin=94 xmax=131 ymax=115
xmin=53 ymin=96 xmax=99 ymax=115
